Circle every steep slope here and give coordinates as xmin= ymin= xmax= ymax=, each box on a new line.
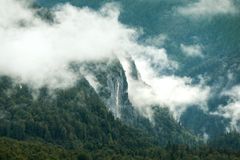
xmin=4 ymin=0 xmax=240 ymax=151
xmin=34 ymin=0 xmax=240 ymax=140
xmin=0 ymin=57 xmax=199 ymax=148
xmin=79 ymin=58 xmax=200 ymax=146
xmin=0 ymin=75 xmax=154 ymax=149
xmin=79 ymin=59 xmax=136 ymax=123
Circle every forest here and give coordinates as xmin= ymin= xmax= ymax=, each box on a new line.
xmin=0 ymin=76 xmax=240 ymax=159
xmin=1 ymin=0 xmax=240 ymax=159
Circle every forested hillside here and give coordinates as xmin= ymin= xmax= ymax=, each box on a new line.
xmin=1 ymin=70 xmax=240 ymax=159
xmin=1 ymin=0 xmax=240 ymax=159
xmin=0 ymin=75 xmax=155 ymax=148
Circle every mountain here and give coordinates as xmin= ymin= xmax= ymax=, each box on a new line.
xmin=1 ymin=56 xmax=240 ymax=158
xmin=0 ymin=61 xmax=200 ymax=159
xmin=0 ymin=73 xmax=155 ymax=148
xmin=78 ymin=58 xmax=199 ymax=146
xmin=0 ymin=57 xmax=199 ymax=147
xmin=34 ymin=0 xmax=240 ymax=139
xmin=1 ymin=0 xmax=240 ymax=159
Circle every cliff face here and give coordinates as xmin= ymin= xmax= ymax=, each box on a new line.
xmin=0 ymin=55 xmax=201 ymax=147
xmin=80 ymin=58 xmax=199 ymax=146
xmin=36 ymin=0 xmax=240 ymax=140
xmin=80 ymin=59 xmax=136 ymax=125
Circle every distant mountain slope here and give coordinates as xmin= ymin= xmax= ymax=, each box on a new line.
xmin=0 ymin=57 xmax=199 ymax=147
xmin=78 ymin=58 xmax=199 ymax=146
xmin=0 ymin=75 xmax=154 ymax=149
xmin=35 ymin=0 xmax=240 ymax=138
xmin=1 ymin=1 xmax=240 ymax=157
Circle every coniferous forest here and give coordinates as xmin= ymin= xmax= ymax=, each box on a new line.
xmin=1 ymin=0 xmax=240 ymax=159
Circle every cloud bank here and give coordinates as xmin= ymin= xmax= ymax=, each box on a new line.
xmin=0 ymin=0 xmax=210 ymax=120
xmin=177 ymin=0 xmax=238 ymax=17
xmin=0 ymin=0 xmax=136 ymax=88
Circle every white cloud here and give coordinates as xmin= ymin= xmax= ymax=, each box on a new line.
xmin=180 ymin=44 xmax=203 ymax=57
xmin=0 ymin=0 xmax=35 ymax=28
xmin=0 ymin=0 xmax=137 ymax=88
xmin=213 ymin=85 xmax=240 ymax=131
xmin=177 ymin=0 xmax=238 ymax=17
xmin=0 ymin=0 xmax=211 ymax=120
xmin=120 ymin=53 xmax=210 ymax=120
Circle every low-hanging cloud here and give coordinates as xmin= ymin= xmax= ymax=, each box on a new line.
xmin=213 ymin=85 xmax=240 ymax=131
xmin=0 ymin=0 xmax=137 ymax=88
xmin=0 ymin=0 xmax=211 ymax=120
xmin=177 ymin=0 xmax=238 ymax=18
xmin=120 ymin=51 xmax=210 ymax=120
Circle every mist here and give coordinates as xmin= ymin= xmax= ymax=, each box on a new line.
xmin=213 ymin=86 xmax=240 ymax=131
xmin=120 ymin=52 xmax=210 ymax=120
xmin=0 ymin=0 xmax=211 ymax=120
xmin=0 ymin=0 xmax=137 ymax=88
